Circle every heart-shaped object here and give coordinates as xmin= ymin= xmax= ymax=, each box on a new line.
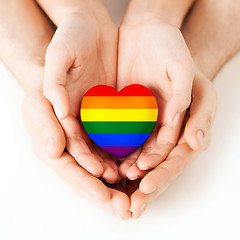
xmin=80 ymin=84 xmax=158 ymax=158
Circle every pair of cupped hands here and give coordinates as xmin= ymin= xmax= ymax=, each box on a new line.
xmin=22 ymin=12 xmax=218 ymax=219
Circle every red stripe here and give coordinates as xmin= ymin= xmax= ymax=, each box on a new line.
xmin=84 ymin=84 xmax=154 ymax=96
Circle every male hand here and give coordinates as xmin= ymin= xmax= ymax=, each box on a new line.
xmin=125 ymin=71 xmax=218 ymax=218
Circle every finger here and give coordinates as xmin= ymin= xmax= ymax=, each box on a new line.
xmin=22 ymin=92 xmax=65 ymax=158
xmin=166 ymin=59 xmax=195 ymax=127
xmin=93 ymin=145 xmax=120 ymax=184
xmin=131 ymin=211 xmax=144 ymax=219
xmin=127 ymin=179 xmax=149 ymax=213
xmin=119 ymin=158 xmax=137 ymax=178
xmin=109 ymin=188 xmax=131 ymax=220
xmin=25 ymin=115 xmax=112 ymax=203
xmin=113 ymin=210 xmax=132 ymax=220
xmin=43 ymin=40 xmax=72 ymax=120
xmin=101 ymin=160 xmax=119 ymax=184
xmin=139 ymin=143 xmax=199 ymax=194
xmin=127 ymin=179 xmax=149 ymax=218
xmin=126 ymin=163 xmax=149 ymax=180
xmin=60 ymin=116 xmax=104 ymax=177
xmin=99 ymin=183 xmax=131 ymax=220
xmin=130 ymin=189 xmax=149 ymax=213
xmin=99 ymin=187 xmax=130 ymax=211
xmin=135 ymin=125 xmax=159 ymax=170
xmin=130 ymin=185 xmax=168 ymax=218
xmin=50 ymin=152 xmax=113 ymax=203
xmin=185 ymin=77 xmax=218 ymax=150
xmin=119 ymin=148 xmax=141 ymax=178
xmin=137 ymin=114 xmax=184 ymax=171
xmin=119 ymin=145 xmax=146 ymax=181
xmin=24 ymin=108 xmax=130 ymax=214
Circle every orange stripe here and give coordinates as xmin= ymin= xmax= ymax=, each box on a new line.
xmin=81 ymin=96 xmax=158 ymax=109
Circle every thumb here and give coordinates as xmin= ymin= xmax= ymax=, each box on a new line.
xmin=22 ymin=91 xmax=66 ymax=158
xmin=43 ymin=42 xmax=72 ymax=120
xmin=165 ymin=61 xmax=195 ymax=127
xmin=184 ymin=77 xmax=218 ymax=150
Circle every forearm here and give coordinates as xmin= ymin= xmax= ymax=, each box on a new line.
xmin=122 ymin=0 xmax=195 ymax=27
xmin=36 ymin=0 xmax=111 ymax=26
xmin=182 ymin=0 xmax=240 ymax=80
xmin=0 ymin=0 xmax=54 ymax=90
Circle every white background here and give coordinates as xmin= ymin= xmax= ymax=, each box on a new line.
xmin=0 ymin=0 xmax=240 ymax=239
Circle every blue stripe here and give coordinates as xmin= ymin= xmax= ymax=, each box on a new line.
xmin=88 ymin=134 xmax=150 ymax=147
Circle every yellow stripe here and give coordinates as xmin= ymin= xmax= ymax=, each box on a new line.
xmin=81 ymin=109 xmax=158 ymax=121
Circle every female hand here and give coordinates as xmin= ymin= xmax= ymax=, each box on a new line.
xmin=126 ymin=71 xmax=218 ymax=218
xmin=22 ymin=74 xmax=131 ymax=220
xmin=43 ymin=12 xmax=120 ymax=183
xmin=118 ymin=22 xmax=195 ymax=179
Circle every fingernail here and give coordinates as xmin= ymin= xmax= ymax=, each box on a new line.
xmin=137 ymin=203 xmax=146 ymax=213
xmin=197 ymin=130 xmax=204 ymax=146
xmin=53 ymin=103 xmax=62 ymax=120
xmin=173 ymin=113 xmax=180 ymax=128
xmin=127 ymin=172 xmax=138 ymax=180
xmin=129 ymin=175 xmax=138 ymax=180
xmin=132 ymin=205 xmax=146 ymax=219
xmin=137 ymin=162 xmax=148 ymax=171
xmin=46 ymin=138 xmax=55 ymax=156
xmin=149 ymin=187 xmax=157 ymax=193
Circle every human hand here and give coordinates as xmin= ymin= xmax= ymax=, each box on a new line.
xmin=43 ymin=12 xmax=120 ymax=183
xmin=125 ymin=71 xmax=218 ymax=218
xmin=22 ymin=75 xmax=131 ymax=220
xmin=118 ymin=22 xmax=195 ymax=178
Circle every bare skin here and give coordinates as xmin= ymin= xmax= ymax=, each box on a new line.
xmin=118 ymin=0 xmax=196 ymax=178
xmin=0 ymin=0 xmax=240 ymax=219
xmin=0 ymin=0 xmax=131 ymax=220
xmin=127 ymin=0 xmax=240 ymax=218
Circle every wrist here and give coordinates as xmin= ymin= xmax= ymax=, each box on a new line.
xmin=37 ymin=0 xmax=112 ymax=26
xmin=122 ymin=0 xmax=195 ymax=28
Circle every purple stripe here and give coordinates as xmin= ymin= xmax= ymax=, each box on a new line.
xmin=101 ymin=146 xmax=139 ymax=158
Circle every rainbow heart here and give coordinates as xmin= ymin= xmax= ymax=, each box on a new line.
xmin=80 ymin=84 xmax=158 ymax=158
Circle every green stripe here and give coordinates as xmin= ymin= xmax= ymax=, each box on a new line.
xmin=82 ymin=121 xmax=156 ymax=134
